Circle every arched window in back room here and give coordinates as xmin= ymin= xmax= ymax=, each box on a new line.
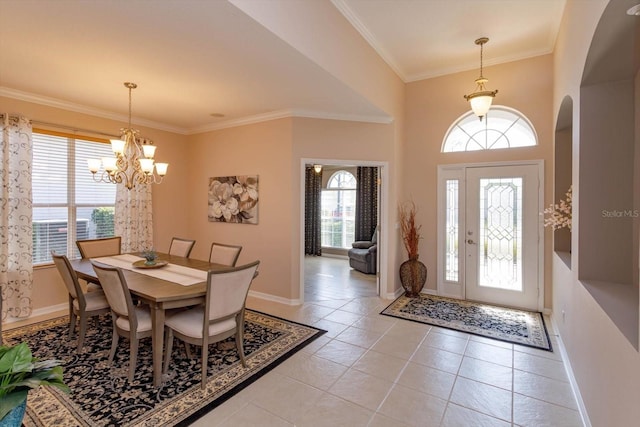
xmin=321 ymin=170 xmax=356 ymax=249
xmin=442 ymin=106 xmax=538 ymax=152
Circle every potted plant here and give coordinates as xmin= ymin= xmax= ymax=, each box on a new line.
xmin=0 ymin=342 xmax=69 ymax=426
xmin=399 ymin=200 xmax=427 ymax=297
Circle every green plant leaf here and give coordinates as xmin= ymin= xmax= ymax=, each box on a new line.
xmin=0 ymin=390 xmax=27 ymax=420
xmin=0 ymin=343 xmax=33 ymax=373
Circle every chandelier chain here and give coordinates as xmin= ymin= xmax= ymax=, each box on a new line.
xmin=479 ymin=41 xmax=484 ymax=78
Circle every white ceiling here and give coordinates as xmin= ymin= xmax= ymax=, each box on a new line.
xmin=0 ymin=0 xmax=566 ymax=134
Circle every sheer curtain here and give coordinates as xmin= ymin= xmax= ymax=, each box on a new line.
xmin=355 ymin=166 xmax=378 ymax=241
xmin=114 ymin=182 xmax=153 ymax=253
xmin=304 ymin=166 xmax=322 ymax=256
xmin=1 ymin=114 xmax=33 ymax=320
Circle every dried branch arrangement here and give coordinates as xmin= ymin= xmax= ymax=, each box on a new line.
xmin=399 ymin=200 xmax=422 ymax=259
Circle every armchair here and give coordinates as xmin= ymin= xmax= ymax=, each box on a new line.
xmin=348 ymin=227 xmax=378 ymax=274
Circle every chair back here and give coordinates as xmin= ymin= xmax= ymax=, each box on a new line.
xmin=169 ymin=237 xmax=196 ymax=257
xmin=91 ymin=262 xmax=134 ymax=319
xmin=52 ymin=252 xmax=83 ymax=300
xmin=209 ymin=242 xmax=242 ymax=266
xmin=206 ymin=261 xmax=259 ymax=322
xmin=77 ymin=236 xmax=122 ymax=259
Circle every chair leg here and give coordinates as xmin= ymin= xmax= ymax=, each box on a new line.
xmin=236 ymin=329 xmax=247 ymax=368
xmin=68 ymin=298 xmax=76 ymax=338
xmin=163 ymin=328 xmax=174 ymax=375
xmin=77 ymin=312 xmax=88 ymax=353
xmin=201 ymin=342 xmax=209 ymax=390
xmin=108 ymin=325 xmax=119 ymax=364
xmin=129 ymin=336 xmax=138 ymax=382
xmin=184 ymin=342 xmax=193 ymax=359
xmin=236 ymin=312 xmax=247 ymax=367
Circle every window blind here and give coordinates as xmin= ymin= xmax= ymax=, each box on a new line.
xmin=32 ymin=132 xmax=116 ymax=264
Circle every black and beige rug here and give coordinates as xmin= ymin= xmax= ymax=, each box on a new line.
xmin=382 ymin=294 xmax=552 ymax=351
xmin=4 ymin=310 xmax=324 ymax=426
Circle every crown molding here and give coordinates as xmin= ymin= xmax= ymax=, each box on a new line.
xmin=187 ymin=108 xmax=393 ymax=134
xmin=404 ymin=49 xmax=555 ymax=83
xmin=0 ymin=86 xmax=188 ymax=135
xmin=2 ymin=86 xmax=393 ymax=136
xmin=290 ymin=109 xmax=393 ymax=124
xmin=331 ymin=0 xmax=407 ymax=82
xmin=186 ymin=110 xmax=293 ymax=133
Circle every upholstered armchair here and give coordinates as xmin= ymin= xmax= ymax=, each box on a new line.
xmin=348 ymin=227 xmax=377 ymax=274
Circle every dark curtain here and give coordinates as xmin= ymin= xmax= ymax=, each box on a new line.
xmin=355 ymin=166 xmax=378 ymax=241
xmin=304 ymin=166 xmax=322 ymax=255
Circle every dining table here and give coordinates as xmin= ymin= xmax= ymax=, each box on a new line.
xmin=70 ymin=252 xmax=222 ymax=387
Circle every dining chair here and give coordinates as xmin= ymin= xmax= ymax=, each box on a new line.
xmin=209 ymin=242 xmax=242 ymax=267
xmin=76 ymin=236 xmax=122 ymax=291
xmin=76 ymin=236 xmax=122 ymax=259
xmin=91 ymin=262 xmax=152 ymax=382
xmin=163 ymin=260 xmax=260 ymax=389
xmin=168 ymin=237 xmax=196 ymax=258
xmin=52 ymin=252 xmax=110 ymax=352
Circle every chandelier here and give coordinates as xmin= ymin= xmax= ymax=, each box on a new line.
xmin=463 ymin=37 xmax=498 ymax=121
xmin=87 ymin=82 xmax=168 ymax=190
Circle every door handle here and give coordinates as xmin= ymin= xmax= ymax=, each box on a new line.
xmin=467 ymin=239 xmax=476 ymax=244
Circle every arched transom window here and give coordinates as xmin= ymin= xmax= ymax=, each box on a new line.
xmin=442 ymin=106 xmax=537 ymax=153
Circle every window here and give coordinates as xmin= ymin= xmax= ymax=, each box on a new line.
xmin=32 ymin=131 xmax=116 ymax=265
xmin=321 ymin=171 xmax=356 ymax=249
xmin=442 ymin=106 xmax=537 ymax=152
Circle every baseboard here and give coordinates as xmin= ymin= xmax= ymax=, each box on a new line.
xmin=248 ymin=290 xmax=301 ymax=306
xmin=549 ymin=313 xmax=591 ymax=427
xmin=421 ymin=288 xmax=439 ymax=296
xmin=4 ymin=303 xmax=68 ymax=324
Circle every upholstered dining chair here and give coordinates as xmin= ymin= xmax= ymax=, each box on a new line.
xmin=209 ymin=242 xmax=242 ymax=267
xmin=76 ymin=236 xmax=122 ymax=291
xmin=168 ymin=237 xmax=196 ymax=258
xmin=91 ymin=262 xmax=152 ymax=382
xmin=76 ymin=236 xmax=122 ymax=259
xmin=52 ymin=252 xmax=111 ymax=352
xmin=163 ymin=260 xmax=260 ymax=389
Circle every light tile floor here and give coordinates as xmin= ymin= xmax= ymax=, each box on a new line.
xmin=194 ymin=295 xmax=583 ymax=427
xmin=5 ymin=257 xmax=584 ymax=427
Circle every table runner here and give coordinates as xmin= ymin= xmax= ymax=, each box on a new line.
xmin=92 ymin=254 xmax=207 ymax=286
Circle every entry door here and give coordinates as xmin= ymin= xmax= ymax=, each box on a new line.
xmin=465 ymin=165 xmax=540 ymax=310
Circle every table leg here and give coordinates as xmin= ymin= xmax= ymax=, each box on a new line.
xmin=150 ymin=302 xmax=165 ymax=387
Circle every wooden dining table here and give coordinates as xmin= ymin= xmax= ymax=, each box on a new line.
xmin=70 ymin=252 xmax=221 ymax=387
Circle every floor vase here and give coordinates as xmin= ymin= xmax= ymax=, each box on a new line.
xmin=0 ymin=399 xmax=27 ymax=427
xmin=399 ymin=257 xmax=427 ymax=297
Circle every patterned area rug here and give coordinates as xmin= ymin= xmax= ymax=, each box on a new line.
xmin=382 ymin=294 xmax=552 ymax=351
xmin=3 ymin=310 xmax=324 ymax=426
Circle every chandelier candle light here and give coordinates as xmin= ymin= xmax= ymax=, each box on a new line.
xmin=87 ymin=82 xmax=168 ymax=190
xmin=463 ymin=37 xmax=498 ymax=121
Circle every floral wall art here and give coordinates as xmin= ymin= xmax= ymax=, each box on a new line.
xmin=208 ymin=175 xmax=259 ymax=224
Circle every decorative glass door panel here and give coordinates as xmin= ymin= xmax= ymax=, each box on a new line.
xmin=445 ymin=179 xmax=460 ymax=282
xmin=478 ymin=178 xmax=523 ymax=291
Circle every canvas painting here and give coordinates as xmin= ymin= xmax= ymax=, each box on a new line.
xmin=208 ymin=175 xmax=259 ymax=224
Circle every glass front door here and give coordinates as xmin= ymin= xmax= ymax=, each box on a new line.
xmin=465 ymin=165 xmax=539 ymax=309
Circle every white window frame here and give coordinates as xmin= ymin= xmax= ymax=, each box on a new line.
xmin=321 ymin=170 xmax=357 ymax=249
xmin=442 ymin=106 xmax=538 ymax=153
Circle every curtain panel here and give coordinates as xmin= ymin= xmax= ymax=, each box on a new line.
xmin=355 ymin=166 xmax=378 ymax=241
xmin=304 ymin=166 xmax=322 ymax=256
xmin=1 ymin=114 xmax=33 ymax=320
xmin=115 ymin=181 xmax=153 ymax=253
